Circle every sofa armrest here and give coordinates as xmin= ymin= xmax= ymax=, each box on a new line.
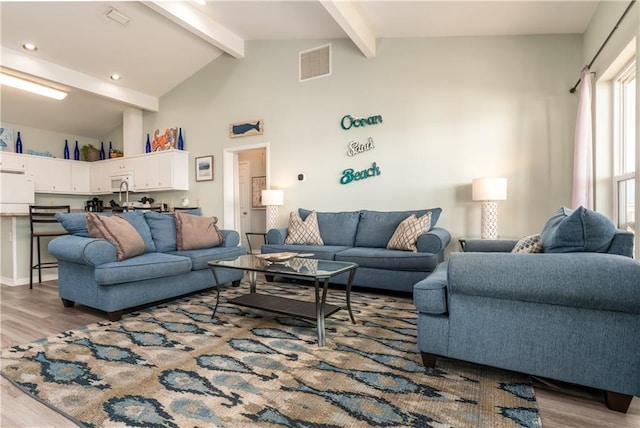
xmin=448 ymin=252 xmax=640 ymax=314
xmin=266 ymin=228 xmax=288 ymax=245
xmin=416 ymin=227 xmax=451 ymax=254
xmin=48 ymin=235 xmax=117 ymax=266
xmin=220 ymin=229 xmax=240 ymax=247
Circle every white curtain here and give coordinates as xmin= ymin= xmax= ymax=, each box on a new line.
xmin=572 ymin=66 xmax=593 ymax=209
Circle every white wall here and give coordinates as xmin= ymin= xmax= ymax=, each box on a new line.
xmin=146 ymin=35 xmax=582 ymax=247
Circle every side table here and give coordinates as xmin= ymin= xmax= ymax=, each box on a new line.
xmin=458 ymin=237 xmax=519 ymax=252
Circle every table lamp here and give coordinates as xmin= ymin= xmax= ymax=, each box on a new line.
xmin=262 ymin=189 xmax=284 ymax=231
xmin=472 ymin=177 xmax=507 ymax=239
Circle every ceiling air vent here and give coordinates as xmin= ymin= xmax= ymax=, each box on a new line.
xmin=299 ymin=44 xmax=331 ymax=82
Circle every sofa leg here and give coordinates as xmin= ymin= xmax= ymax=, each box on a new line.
xmin=605 ymin=391 xmax=632 ymax=413
xmin=106 ymin=311 xmax=123 ymax=322
xmin=231 ymin=280 xmax=241 ymax=287
xmin=421 ymin=352 xmax=438 ymax=368
xmin=61 ymin=298 xmax=75 ymax=308
xmin=264 ymin=275 xmax=274 ymax=282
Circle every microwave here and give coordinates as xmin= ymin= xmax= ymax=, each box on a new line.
xmin=110 ymin=172 xmax=135 ymax=192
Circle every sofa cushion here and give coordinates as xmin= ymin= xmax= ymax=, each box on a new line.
xmin=170 ymin=246 xmax=247 ymax=270
xmin=355 ymin=208 xmax=441 ymax=248
xmin=94 ymin=252 xmax=192 ymax=285
xmin=335 ymin=247 xmax=441 ymax=271
xmin=541 ymin=206 xmax=617 ymax=253
xmin=285 ymin=210 xmax=324 ymax=245
xmin=56 ymin=212 xmax=156 ymax=253
xmin=144 ymin=209 xmax=202 ymax=253
xmin=86 ymin=213 xmax=145 ymax=261
xmin=56 ymin=213 xmax=90 ymax=237
xmin=511 ymin=234 xmax=543 ymax=254
xmin=387 ymin=212 xmax=432 ymax=252
xmin=299 ymin=209 xmax=360 ymax=246
xmin=175 ymin=212 xmax=224 ymax=250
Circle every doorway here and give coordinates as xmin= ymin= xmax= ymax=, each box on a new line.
xmin=222 ymin=142 xmax=270 ymax=246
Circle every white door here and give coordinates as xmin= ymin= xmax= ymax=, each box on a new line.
xmin=238 ymin=161 xmax=251 ymax=249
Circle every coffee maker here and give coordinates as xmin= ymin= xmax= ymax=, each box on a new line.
xmin=85 ymin=197 xmax=103 ymax=212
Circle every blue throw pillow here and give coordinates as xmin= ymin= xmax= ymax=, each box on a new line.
xmin=56 ymin=213 xmax=90 ymax=237
xmin=119 ymin=211 xmax=156 ymax=253
xmin=145 ymin=209 xmax=201 ymax=253
xmin=540 ymin=206 xmax=617 ymax=253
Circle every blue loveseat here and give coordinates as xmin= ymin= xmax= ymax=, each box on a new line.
xmin=414 ymin=207 xmax=639 ymax=412
xmin=261 ymin=208 xmax=451 ymax=292
xmin=49 ymin=211 xmax=246 ymax=321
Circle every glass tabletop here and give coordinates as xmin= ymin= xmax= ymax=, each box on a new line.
xmin=208 ymin=255 xmax=357 ymax=279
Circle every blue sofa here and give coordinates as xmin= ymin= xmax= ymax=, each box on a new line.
xmin=49 ymin=211 xmax=246 ymax=321
xmin=414 ymin=207 xmax=639 ymax=412
xmin=261 ymin=208 xmax=451 ymax=292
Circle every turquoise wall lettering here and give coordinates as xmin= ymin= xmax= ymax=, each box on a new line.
xmin=340 ymin=114 xmax=383 ymax=130
xmin=340 ymin=162 xmax=381 ymax=184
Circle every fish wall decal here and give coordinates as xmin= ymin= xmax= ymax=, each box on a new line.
xmin=229 ymin=119 xmax=263 ymax=138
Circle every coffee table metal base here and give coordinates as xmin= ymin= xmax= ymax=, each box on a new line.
xmin=210 ymin=264 xmax=356 ymax=346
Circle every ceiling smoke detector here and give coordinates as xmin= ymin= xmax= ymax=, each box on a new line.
xmin=105 ymin=7 xmax=130 ymax=25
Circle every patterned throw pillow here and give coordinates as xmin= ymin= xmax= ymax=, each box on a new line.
xmin=86 ymin=212 xmax=146 ymax=261
xmin=386 ymin=212 xmax=432 ymax=252
xmin=175 ymin=212 xmax=224 ymax=251
xmin=511 ymin=234 xmax=544 ymax=253
xmin=285 ymin=210 xmax=324 ymax=245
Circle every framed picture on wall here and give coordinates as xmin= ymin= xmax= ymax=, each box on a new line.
xmin=195 ymin=155 xmax=214 ymax=181
xmin=252 ymin=176 xmax=266 ymax=209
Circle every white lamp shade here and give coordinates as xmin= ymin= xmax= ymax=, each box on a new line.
xmin=261 ymin=189 xmax=284 ymax=206
xmin=472 ymin=178 xmax=507 ymax=201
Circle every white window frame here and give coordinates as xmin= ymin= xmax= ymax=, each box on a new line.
xmin=612 ymin=59 xmax=636 ymax=230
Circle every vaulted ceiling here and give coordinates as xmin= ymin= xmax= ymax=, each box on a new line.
xmin=0 ymin=1 xmax=599 ymax=139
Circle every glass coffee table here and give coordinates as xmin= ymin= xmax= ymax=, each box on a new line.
xmin=207 ymin=254 xmax=358 ymax=346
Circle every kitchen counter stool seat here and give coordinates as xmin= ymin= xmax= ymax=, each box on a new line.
xmin=29 ymin=205 xmax=70 ymax=289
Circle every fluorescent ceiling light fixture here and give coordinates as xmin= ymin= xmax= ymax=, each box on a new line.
xmin=22 ymin=43 xmax=37 ymax=51
xmin=0 ymin=73 xmax=67 ymax=100
xmin=105 ymin=7 xmax=130 ymax=25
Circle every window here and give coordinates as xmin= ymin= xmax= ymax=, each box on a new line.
xmin=613 ymin=59 xmax=636 ymax=235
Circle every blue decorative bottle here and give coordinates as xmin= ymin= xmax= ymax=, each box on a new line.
xmin=108 ymin=141 xmax=113 ymax=158
xmin=177 ymin=128 xmax=184 ymax=150
xmin=145 ymin=134 xmax=151 ymax=153
xmin=100 ymin=142 xmax=106 ymax=160
xmin=16 ymin=132 xmax=23 ymax=153
xmin=63 ymin=139 xmax=70 ymax=159
xmin=74 ymin=140 xmax=80 ymax=160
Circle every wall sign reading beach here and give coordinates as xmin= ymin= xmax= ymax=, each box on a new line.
xmin=340 ymin=161 xmax=381 ymax=185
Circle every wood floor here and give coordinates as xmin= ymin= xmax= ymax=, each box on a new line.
xmin=1 ymin=281 xmax=638 ymax=428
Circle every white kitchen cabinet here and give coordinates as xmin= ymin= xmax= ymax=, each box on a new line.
xmin=104 ymin=157 xmax=135 ymax=176
xmin=0 ymin=152 xmax=27 ymax=173
xmin=71 ymin=162 xmax=91 ymax=193
xmin=90 ymin=161 xmax=112 ymax=194
xmin=133 ymin=150 xmax=189 ymax=191
xmin=27 ymin=156 xmax=72 ymax=193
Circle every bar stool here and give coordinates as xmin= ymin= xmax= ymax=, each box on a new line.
xmin=29 ymin=205 xmax=70 ymax=289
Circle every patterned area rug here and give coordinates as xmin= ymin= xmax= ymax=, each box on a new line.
xmin=1 ymin=279 xmax=542 ymax=427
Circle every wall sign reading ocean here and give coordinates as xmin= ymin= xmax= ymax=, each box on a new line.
xmin=340 ymin=114 xmax=383 ymax=130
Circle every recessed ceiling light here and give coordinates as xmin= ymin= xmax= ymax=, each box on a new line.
xmin=22 ymin=43 xmax=37 ymax=52
xmin=110 ymin=74 xmax=121 ymax=81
